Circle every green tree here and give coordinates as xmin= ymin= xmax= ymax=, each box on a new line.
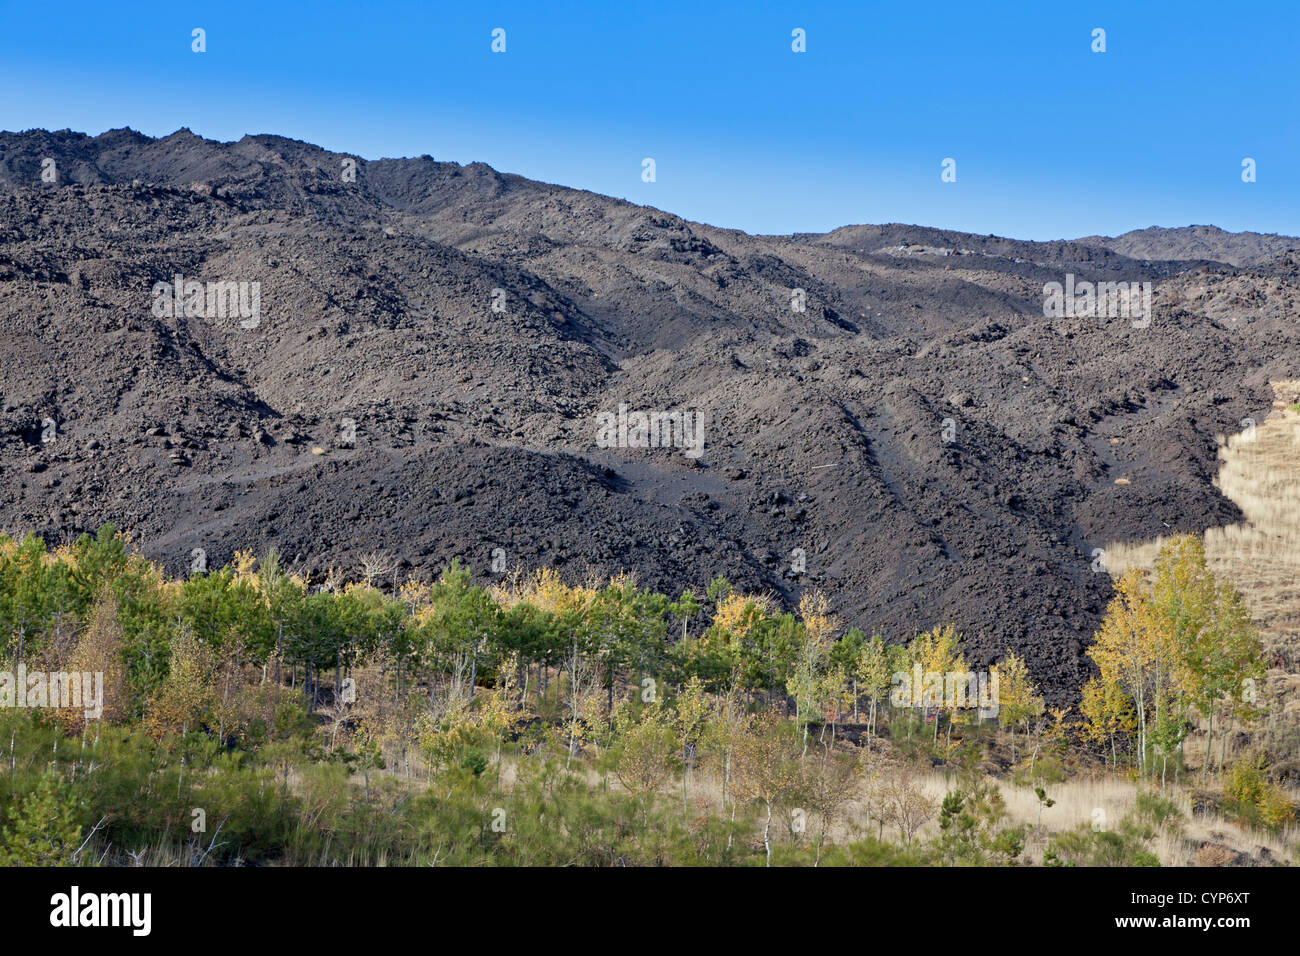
xmin=0 ymin=772 xmax=82 ymax=866
xmin=0 ymin=533 xmax=53 ymax=664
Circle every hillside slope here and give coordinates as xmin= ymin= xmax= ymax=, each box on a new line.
xmin=2 ymin=127 xmax=1298 ymax=701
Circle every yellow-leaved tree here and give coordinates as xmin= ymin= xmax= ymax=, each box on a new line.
xmin=906 ymin=625 xmax=966 ymax=743
xmin=1080 ymin=675 xmax=1136 ymax=770
xmin=855 ymin=635 xmax=893 ymax=740
xmin=1087 ymin=569 xmax=1179 ymax=779
xmin=789 ymin=592 xmax=838 ymax=753
xmin=145 ymin=627 xmax=216 ymax=741
xmin=993 ymin=651 xmax=1045 ymax=763
xmin=732 ymin=713 xmax=804 ymax=867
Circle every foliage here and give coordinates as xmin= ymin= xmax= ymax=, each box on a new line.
xmin=0 ymin=770 xmax=83 ymax=866
xmin=0 ymin=523 xmax=1281 ymax=867
xmin=1223 ymin=753 xmax=1297 ymax=832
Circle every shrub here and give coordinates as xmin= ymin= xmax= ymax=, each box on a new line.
xmin=1132 ymin=791 xmax=1184 ymax=833
xmin=0 ymin=771 xmax=82 ymax=866
xmin=1224 ymin=753 xmax=1297 ymax=832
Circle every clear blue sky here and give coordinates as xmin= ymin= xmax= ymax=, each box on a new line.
xmin=2 ymin=0 xmax=1296 ymax=240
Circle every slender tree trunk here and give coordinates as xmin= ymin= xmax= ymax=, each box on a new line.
xmin=1202 ymin=713 xmax=1213 ymax=784
xmin=763 ymin=802 xmax=773 ymax=867
xmin=1136 ymin=684 xmax=1147 ymax=776
xmin=682 ymin=746 xmax=689 ymax=814
xmin=1219 ymin=717 xmax=1229 ymax=773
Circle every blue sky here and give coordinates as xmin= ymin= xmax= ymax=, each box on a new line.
xmin=1 ymin=0 xmax=1296 ymax=239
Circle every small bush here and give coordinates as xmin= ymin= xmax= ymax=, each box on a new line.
xmin=1224 ymin=753 xmax=1297 ymax=832
xmin=0 ymin=771 xmax=82 ymax=866
xmin=1132 ymin=791 xmax=1184 ymax=833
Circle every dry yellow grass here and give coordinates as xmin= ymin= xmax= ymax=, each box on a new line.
xmin=613 ymin=763 xmax=1299 ymax=865
xmin=918 ymin=770 xmax=1299 ymax=866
